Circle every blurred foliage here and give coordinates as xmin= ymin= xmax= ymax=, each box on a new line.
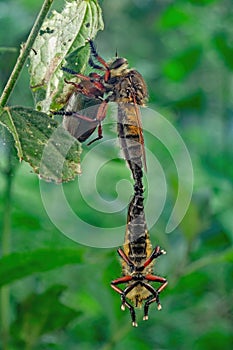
xmin=0 ymin=0 xmax=233 ymax=349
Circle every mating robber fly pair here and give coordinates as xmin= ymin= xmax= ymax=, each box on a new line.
xmin=55 ymin=39 xmax=167 ymax=326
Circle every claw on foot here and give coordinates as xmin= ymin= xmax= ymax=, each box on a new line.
xmin=121 ymin=304 xmax=125 ymax=311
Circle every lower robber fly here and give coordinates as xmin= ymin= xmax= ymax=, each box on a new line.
xmin=111 ymin=193 xmax=168 ymax=327
xmin=54 ymin=39 xmax=148 ymax=177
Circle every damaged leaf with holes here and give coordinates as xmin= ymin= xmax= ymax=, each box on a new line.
xmin=0 ymin=107 xmax=81 ymax=182
xmin=28 ymin=0 xmax=104 ymax=113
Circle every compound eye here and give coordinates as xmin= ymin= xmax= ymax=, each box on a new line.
xmin=110 ymin=58 xmax=128 ymax=69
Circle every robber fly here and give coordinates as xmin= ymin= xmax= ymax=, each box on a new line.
xmin=55 ymin=39 xmax=148 ymax=180
xmin=111 ymin=192 xmax=168 ymax=327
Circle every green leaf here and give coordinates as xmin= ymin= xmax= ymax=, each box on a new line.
xmin=179 ymin=201 xmax=209 ymax=243
xmin=29 ymin=0 xmax=104 ymax=112
xmin=184 ymin=247 xmax=233 ymax=275
xmin=0 ymin=248 xmax=84 ymax=288
xmin=0 ymin=106 xmax=81 ymax=182
xmin=213 ymin=33 xmax=233 ymax=71
xmin=188 ymin=0 xmax=218 ymax=5
xmin=170 ymin=89 xmax=206 ymax=111
xmin=194 ymin=328 xmax=233 ymax=350
xmin=163 ymin=46 xmax=202 ymax=81
xmin=11 ymin=285 xmax=80 ymax=348
xmin=158 ymin=5 xmax=191 ymax=29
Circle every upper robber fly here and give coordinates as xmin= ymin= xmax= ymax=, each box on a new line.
xmin=55 ymin=39 xmax=148 ymax=173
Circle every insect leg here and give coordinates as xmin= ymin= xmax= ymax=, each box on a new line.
xmin=63 ymin=79 xmax=90 ymax=96
xmin=124 ymin=301 xmax=137 ymax=327
xmin=86 ymin=100 xmax=108 ymax=145
xmin=111 ymin=277 xmax=138 ymax=327
xmin=88 ymin=56 xmax=104 ymax=71
xmin=87 ymin=39 xmax=110 ymax=81
xmin=117 ymin=248 xmax=134 ymax=269
xmin=62 ymin=67 xmax=103 ymax=83
xmin=62 ymin=66 xmax=105 ymax=98
xmin=143 ymin=245 xmax=166 ymax=268
xmin=110 ymin=276 xmax=132 ymax=310
xmin=88 ymin=39 xmax=109 ymax=69
xmin=86 ymin=124 xmax=103 ymax=145
xmin=64 ymin=78 xmax=104 ymax=98
xmin=62 ymin=66 xmax=90 ymax=79
xmin=52 ymin=110 xmax=98 ymax=123
xmin=53 ymin=100 xmax=107 ymax=145
xmin=142 ymin=278 xmax=168 ymax=320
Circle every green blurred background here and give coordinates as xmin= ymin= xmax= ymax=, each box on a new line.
xmin=0 ymin=0 xmax=233 ymax=349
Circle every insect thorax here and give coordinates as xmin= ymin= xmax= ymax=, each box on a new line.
xmin=106 ymin=69 xmax=148 ymax=105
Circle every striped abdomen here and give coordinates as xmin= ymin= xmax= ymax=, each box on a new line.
xmin=123 ymin=193 xmax=152 ymax=270
xmin=117 ymin=103 xmax=144 ymax=193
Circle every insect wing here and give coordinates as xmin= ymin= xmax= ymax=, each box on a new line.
xmin=63 ymin=91 xmax=101 ymax=143
xmin=132 ymin=101 xmax=147 ymax=172
xmin=117 ymin=102 xmax=147 ymax=183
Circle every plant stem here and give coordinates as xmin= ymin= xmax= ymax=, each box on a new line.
xmin=0 ymin=0 xmax=54 ymax=108
xmin=0 ymin=141 xmax=15 ymax=350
